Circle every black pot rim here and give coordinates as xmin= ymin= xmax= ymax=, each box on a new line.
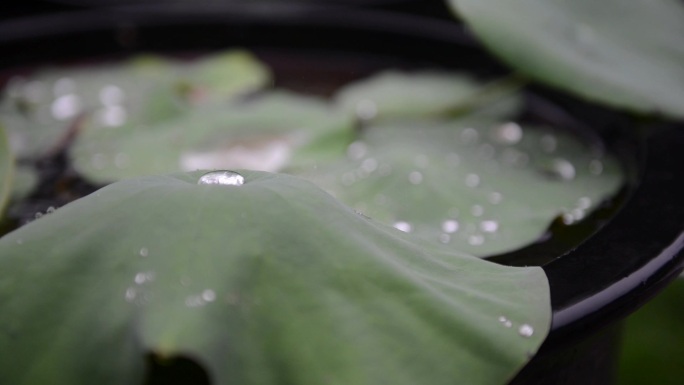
xmin=1 ymin=4 xmax=683 ymax=350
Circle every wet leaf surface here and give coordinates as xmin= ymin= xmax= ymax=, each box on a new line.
xmin=449 ymin=0 xmax=684 ymax=119
xmin=299 ymin=117 xmax=622 ymax=256
xmin=0 ymin=171 xmax=551 ymax=385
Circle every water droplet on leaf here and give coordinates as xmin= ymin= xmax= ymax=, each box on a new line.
xmin=518 ymin=324 xmax=534 ymax=337
xmin=393 ymin=221 xmax=412 ymax=233
xmin=198 ymin=171 xmax=245 ymax=186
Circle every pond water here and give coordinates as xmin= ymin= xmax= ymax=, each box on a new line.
xmin=0 ymin=49 xmax=625 ymax=262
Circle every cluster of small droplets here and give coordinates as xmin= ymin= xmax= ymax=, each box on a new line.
xmin=498 ymin=316 xmax=535 ymax=338
xmin=185 ymin=289 xmax=217 ymax=308
xmin=33 ymin=206 xmax=58 ymax=220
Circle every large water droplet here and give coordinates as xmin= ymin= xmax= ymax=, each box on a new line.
xmin=198 ymin=171 xmax=245 ymax=186
xmin=518 ymin=324 xmax=534 ymax=337
xmin=139 ymin=247 xmax=149 ymax=257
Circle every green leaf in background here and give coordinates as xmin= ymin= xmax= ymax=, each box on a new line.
xmin=70 ymin=91 xmax=354 ymax=183
xmin=618 ymin=279 xmax=684 ymax=385
xmin=334 ymin=70 xmax=523 ymax=121
xmin=0 ymin=125 xmax=14 ymax=217
xmin=0 ymin=50 xmax=272 ymax=159
xmin=0 ymin=171 xmax=551 ymax=385
xmin=448 ymin=0 xmax=684 ymax=119
xmin=298 ymin=118 xmax=623 ymax=256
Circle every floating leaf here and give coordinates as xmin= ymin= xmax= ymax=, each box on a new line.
xmin=299 ymin=118 xmax=623 ymax=256
xmin=334 ymin=70 xmax=523 ymax=121
xmin=70 ymin=92 xmax=354 ymax=184
xmin=0 ymin=171 xmax=550 ymax=385
xmin=0 ymin=124 xmax=13 ymax=216
xmin=0 ymin=51 xmax=272 ymax=159
xmin=449 ymin=0 xmax=684 ymax=119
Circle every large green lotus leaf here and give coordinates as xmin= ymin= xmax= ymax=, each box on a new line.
xmin=334 ymin=70 xmax=523 ymax=121
xmin=448 ymin=0 xmax=684 ymax=119
xmin=298 ymin=119 xmax=622 ymax=256
xmin=0 ymin=50 xmax=271 ymax=159
xmin=0 ymin=171 xmax=551 ymax=385
xmin=0 ymin=124 xmax=13 ymax=216
xmin=70 ymin=92 xmax=354 ymax=183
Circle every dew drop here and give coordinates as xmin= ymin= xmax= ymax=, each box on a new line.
xmin=498 ymin=316 xmax=513 ymax=328
xmin=34 ymin=212 xmax=43 ymax=219
xmin=53 ymin=77 xmax=75 ymax=96
xmin=492 ymin=122 xmax=523 ymax=145
xmin=577 ymin=196 xmax=592 ymax=210
xmin=409 ymin=171 xmax=423 ymax=185
xmin=98 ymin=106 xmax=128 ymax=127
xmin=202 ymin=289 xmax=216 ymax=302
xmin=198 ymin=170 xmax=245 ymax=186
xmin=460 ymin=127 xmax=479 ymax=144
xmin=51 ymin=94 xmax=82 ymax=120
xmin=480 ymin=220 xmax=499 ymax=233
xmin=541 ymin=134 xmax=558 ymax=153
xmin=361 ymin=158 xmax=378 ymax=173
xmin=465 ymin=173 xmax=481 ymax=188
xmin=471 ymin=205 xmax=484 ymax=217
xmin=125 ymin=287 xmax=137 ymax=302
xmin=488 ymin=192 xmax=503 ymax=205
xmin=393 ymin=221 xmax=412 ymax=233
xmin=99 ymin=85 xmax=125 ymax=106
xmin=542 ymin=158 xmax=576 ymax=181
xmin=46 ymin=206 xmax=56 ymax=214
xmin=589 ymin=159 xmax=604 ymax=175
xmin=139 ymin=247 xmax=149 ymax=257
xmin=355 ymin=99 xmax=377 ymax=121
xmin=347 ymin=141 xmax=368 ymax=160
xmin=441 ymin=220 xmax=460 ymax=234
xmin=518 ymin=324 xmax=534 ymax=337
xmin=439 ymin=233 xmax=451 ymax=244
xmin=501 ymin=148 xmax=529 ymax=167
xmin=468 ymin=234 xmax=485 ymax=246
xmin=134 ymin=272 xmax=155 ymax=285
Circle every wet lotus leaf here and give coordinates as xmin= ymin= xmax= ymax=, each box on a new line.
xmin=0 ymin=125 xmax=13 ymax=216
xmin=298 ymin=118 xmax=623 ymax=256
xmin=0 ymin=171 xmax=550 ymax=385
xmin=70 ymin=92 xmax=354 ymax=184
xmin=0 ymin=50 xmax=272 ymax=159
xmin=448 ymin=0 xmax=684 ymax=119
xmin=334 ymin=70 xmax=523 ymax=121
